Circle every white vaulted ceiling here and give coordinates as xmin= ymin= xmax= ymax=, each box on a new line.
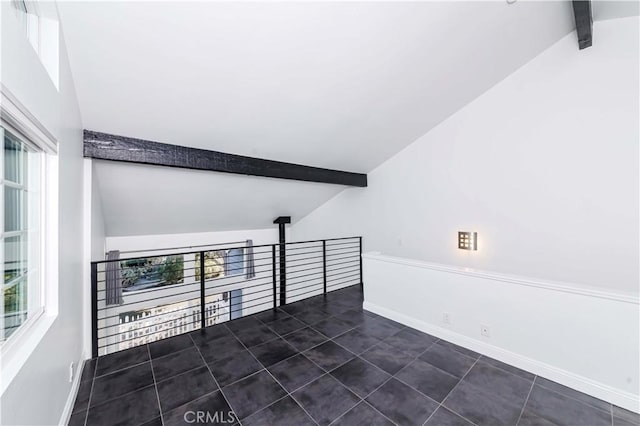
xmin=57 ymin=1 xmax=579 ymax=236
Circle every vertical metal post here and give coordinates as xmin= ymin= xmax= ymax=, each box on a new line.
xmin=278 ymin=224 xmax=286 ymax=306
xmin=272 ymin=245 xmax=277 ymax=310
xmin=322 ymin=240 xmax=327 ymax=295
xmin=273 ymin=217 xmax=290 ymax=306
xmin=199 ymin=251 xmax=206 ymax=330
xmin=359 ymin=236 xmax=363 ymax=290
xmin=91 ymin=262 xmax=98 ymax=359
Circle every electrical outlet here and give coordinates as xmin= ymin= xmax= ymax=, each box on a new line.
xmin=443 ymin=313 xmax=451 ymax=325
xmin=69 ymin=362 xmax=74 ymax=383
xmin=481 ymin=324 xmax=491 ymax=337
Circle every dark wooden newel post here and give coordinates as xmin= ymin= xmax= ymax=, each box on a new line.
xmin=273 ymin=216 xmax=291 ymax=306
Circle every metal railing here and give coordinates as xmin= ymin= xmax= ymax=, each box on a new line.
xmin=90 ymin=236 xmax=362 ymax=357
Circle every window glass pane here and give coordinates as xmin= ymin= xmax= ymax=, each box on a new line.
xmin=4 ymin=235 xmax=27 ymax=283
xmin=1 ymin=126 xmax=42 ymax=344
xmin=4 ymin=187 xmax=25 ymax=232
xmin=4 ymin=280 xmax=28 ymax=340
xmin=4 ymin=132 xmax=25 ymax=184
xmin=27 ymin=150 xmax=41 ymax=231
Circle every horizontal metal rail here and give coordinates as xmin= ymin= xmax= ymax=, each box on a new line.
xmin=91 ymin=236 xmax=363 ymax=357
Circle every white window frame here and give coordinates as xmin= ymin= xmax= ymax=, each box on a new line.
xmin=0 ymin=86 xmax=58 ymax=395
xmin=1 ymin=126 xmax=45 ymax=341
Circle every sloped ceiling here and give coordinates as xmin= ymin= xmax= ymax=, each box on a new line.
xmin=58 ymin=1 xmax=577 ymax=236
xmin=593 ymin=0 xmax=640 ymax=21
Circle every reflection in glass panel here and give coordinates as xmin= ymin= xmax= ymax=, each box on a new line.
xmin=4 ymin=279 xmax=28 ymax=339
xmin=4 ymin=235 xmax=27 ymax=283
xmin=4 ymin=186 xmax=25 ymax=232
xmin=4 ymin=132 xmax=24 ymax=184
xmin=121 ymin=255 xmax=185 ymax=292
xmin=194 ymin=251 xmax=225 ymax=281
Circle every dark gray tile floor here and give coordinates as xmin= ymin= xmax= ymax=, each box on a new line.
xmin=70 ymin=284 xmax=639 ymax=426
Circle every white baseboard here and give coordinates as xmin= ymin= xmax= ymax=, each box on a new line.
xmin=58 ymin=352 xmax=88 ymax=426
xmin=364 ymin=301 xmax=640 ymax=414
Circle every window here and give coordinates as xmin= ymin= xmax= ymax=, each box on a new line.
xmin=10 ymin=0 xmax=60 ymax=89
xmin=1 ymin=127 xmax=44 ymax=342
xmin=11 ymin=0 xmax=40 ymax=58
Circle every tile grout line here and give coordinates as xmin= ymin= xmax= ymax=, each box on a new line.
xmin=240 ymin=393 xmax=301 ymax=424
xmin=91 ymin=288 xmax=619 ymax=426
xmin=425 ymin=357 xmax=482 ymax=426
xmin=361 ymin=399 xmax=401 ymax=426
xmin=94 ymin=289 xmax=469 ymax=426
xmin=420 ymin=349 xmax=540 ymax=425
xmin=223 ymin=322 xmax=321 ymax=425
xmin=82 ymin=359 xmax=98 ymax=426
xmin=146 ymin=344 xmax=165 ymax=426
xmin=300 ymin=308 xmax=407 ymax=357
xmin=93 ymin=358 xmax=150 ymax=380
xmin=515 ymin=376 xmax=537 ymax=426
xmin=80 ymin=376 xmax=159 ymax=413
xmin=476 ymin=355 xmax=536 ymax=381
xmin=325 ymin=397 xmax=397 ymax=426
xmin=347 ymin=339 xmax=441 ymax=425
xmin=229 ymin=296 xmax=373 ymax=424
xmin=393 ymin=366 xmax=457 ymax=409
xmin=269 ymin=309 xmax=386 ymax=424
xmin=190 ymin=318 xmax=327 ymax=391
xmin=255 ymin=306 xmax=360 ymax=374
xmin=250 ymin=308 xmax=374 ymax=400
xmin=188 ymin=332 xmax=245 ymax=426
xmin=87 ymin=352 xmax=159 ymax=409
xmin=303 ymin=302 xmax=443 ymax=425
xmin=88 ymin=287 xmax=361 ymax=425
xmin=359 ymin=335 xmax=439 ymax=386
xmin=535 ymin=379 xmax=615 ymax=415
xmin=153 ymin=361 xmax=210 ymax=385
xmin=93 ymin=289 xmax=362 ymax=424
xmin=292 ymin=368 xmax=362 ymax=426
xmin=282 ymin=308 xmax=393 ymax=383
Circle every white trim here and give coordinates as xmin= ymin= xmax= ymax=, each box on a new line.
xmin=0 ymin=312 xmax=55 ymax=395
xmin=44 ymin=154 xmax=59 ymax=317
xmin=58 ymin=351 xmax=88 ymax=426
xmin=0 ymin=306 xmax=44 ymax=349
xmin=0 ymin=84 xmax=57 ymax=153
xmin=82 ymin=159 xmax=93 ymax=361
xmin=363 ymin=300 xmax=640 ymax=413
xmin=362 ymin=253 xmax=640 ymax=305
xmin=0 ymin=87 xmax=59 ymax=396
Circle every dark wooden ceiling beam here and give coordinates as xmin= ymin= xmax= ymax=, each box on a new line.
xmin=572 ymin=0 xmax=593 ymax=50
xmin=83 ymin=130 xmax=367 ymax=187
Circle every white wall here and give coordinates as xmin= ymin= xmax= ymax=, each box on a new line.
xmin=82 ymin=159 xmax=106 ymax=359
xmin=104 ymin=228 xmax=279 ymax=256
xmin=363 ymin=253 xmax=639 ymax=412
xmin=90 ymin=162 xmax=106 ymax=261
xmin=0 ymin=2 xmax=86 ymax=425
xmin=292 ymin=17 xmax=640 ymax=295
